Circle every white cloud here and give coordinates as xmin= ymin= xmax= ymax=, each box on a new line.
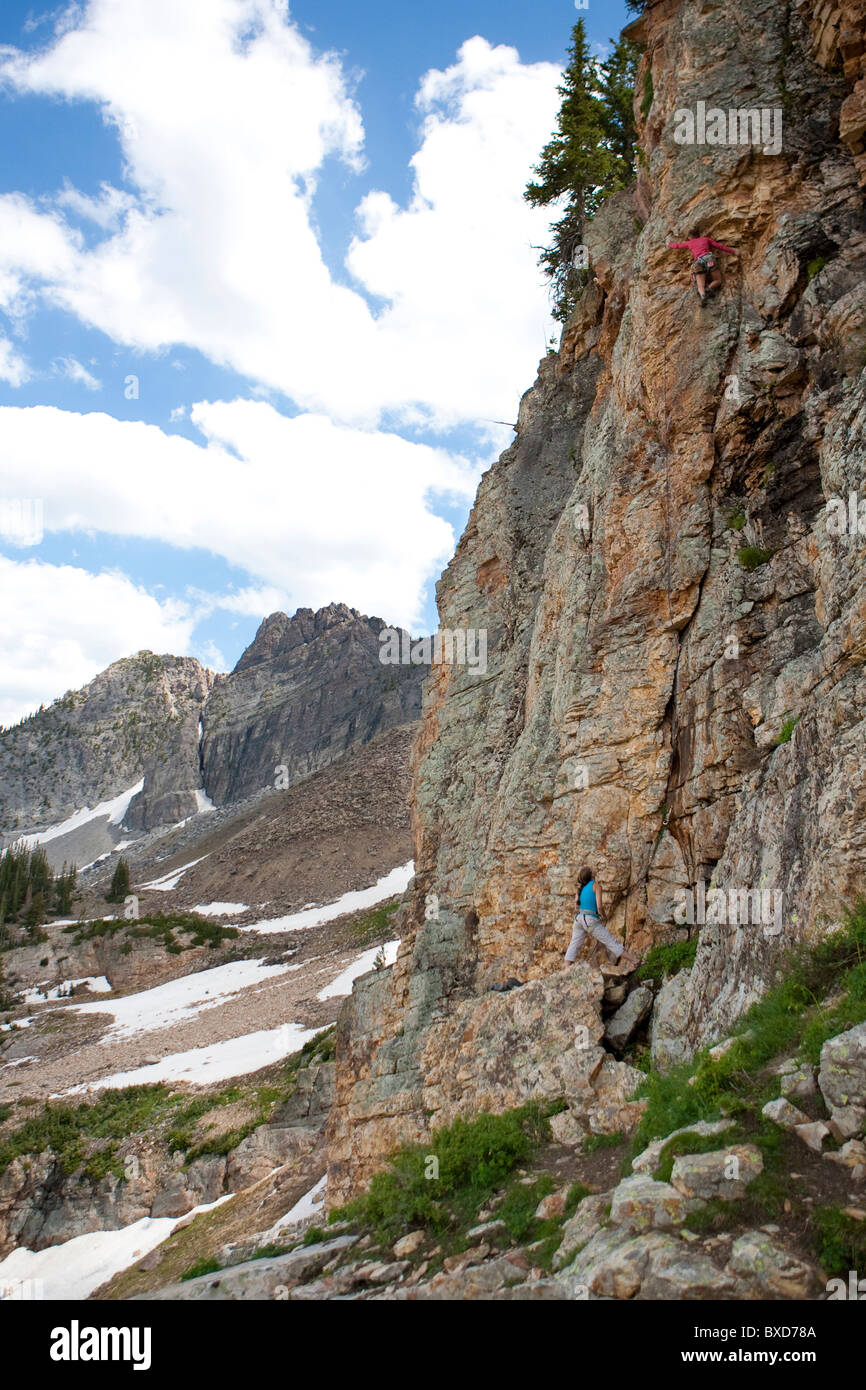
xmin=0 ymin=4 xmax=559 ymax=428
xmin=56 ymin=356 xmax=102 ymax=390
xmin=0 ymin=401 xmax=480 ymax=631
xmin=0 ymin=556 xmax=195 ymax=726
xmin=0 ymin=336 xmax=31 ymax=386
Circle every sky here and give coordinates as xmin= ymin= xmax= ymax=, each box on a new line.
xmin=0 ymin=0 xmax=630 ymax=726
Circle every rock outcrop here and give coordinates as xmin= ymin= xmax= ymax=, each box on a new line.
xmin=200 ymin=604 xmax=424 ymax=805
xmin=0 ymin=654 xmax=213 ymax=841
xmin=328 ymin=0 xmax=866 ymax=1201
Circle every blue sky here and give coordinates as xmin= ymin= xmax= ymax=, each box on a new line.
xmin=0 ymin=0 xmax=630 ymax=724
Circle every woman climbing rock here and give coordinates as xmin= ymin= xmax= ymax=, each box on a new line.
xmin=666 ymin=228 xmax=737 ymax=304
xmin=565 ymin=867 xmax=639 ymax=971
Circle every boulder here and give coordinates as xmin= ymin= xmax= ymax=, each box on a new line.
xmin=725 ymin=1231 xmax=821 ymax=1300
xmin=610 ymin=1174 xmax=701 ymax=1231
xmin=670 ymin=1145 xmax=763 ymax=1201
xmin=553 ymin=1192 xmax=612 ymax=1271
xmin=604 ymin=986 xmax=654 ymax=1051
xmin=631 ymin=1120 xmax=733 ymax=1175
xmin=818 ymin=1023 xmax=866 ymax=1139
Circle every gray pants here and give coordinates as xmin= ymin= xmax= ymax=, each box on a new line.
xmin=565 ymin=911 xmax=624 ymax=963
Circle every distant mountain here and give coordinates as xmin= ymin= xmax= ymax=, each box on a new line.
xmin=0 ymin=604 xmax=425 ymax=854
xmin=201 ymin=604 xmax=423 ymax=805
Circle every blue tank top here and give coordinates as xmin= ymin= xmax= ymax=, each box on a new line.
xmin=579 ymin=880 xmax=598 ymax=915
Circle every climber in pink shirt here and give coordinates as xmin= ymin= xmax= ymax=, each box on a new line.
xmin=667 ymin=228 xmax=737 ymax=304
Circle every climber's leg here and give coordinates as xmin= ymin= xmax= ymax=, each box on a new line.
xmin=587 ymin=919 xmax=639 ymax=971
xmin=564 ymin=915 xmax=589 ymax=963
xmin=693 ymin=270 xmax=707 ymax=301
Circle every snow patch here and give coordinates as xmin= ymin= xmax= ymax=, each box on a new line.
xmin=268 ymin=1174 xmax=327 ymax=1237
xmin=192 ymin=902 xmax=248 ymax=916
xmin=67 ymin=958 xmax=299 ymax=1039
xmin=62 ymin=1022 xmax=327 ymax=1093
xmin=140 ymin=855 xmax=209 ymax=891
xmin=0 ymin=1197 xmax=232 ymax=1301
xmin=242 ymin=862 xmax=413 ymax=936
xmin=23 ymin=977 xmax=111 ymax=1005
xmin=19 ymin=780 xmax=144 ymax=847
xmin=317 ymin=940 xmax=400 ymax=1000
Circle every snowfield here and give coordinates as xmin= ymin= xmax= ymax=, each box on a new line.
xmin=62 ymin=1021 xmax=327 ymax=1094
xmin=241 ymin=862 xmax=413 ymax=935
xmin=317 ymin=939 xmax=400 ymax=1000
xmin=19 ymin=780 xmax=144 ymax=847
xmin=67 ymin=958 xmax=300 ymax=1039
xmin=0 ymin=1197 xmax=232 ymax=1301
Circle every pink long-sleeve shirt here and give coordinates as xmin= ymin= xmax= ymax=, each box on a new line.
xmin=667 ymin=236 xmax=736 ymax=259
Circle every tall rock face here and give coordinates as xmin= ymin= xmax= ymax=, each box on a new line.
xmin=200 ymin=604 xmax=424 ymax=806
xmin=327 ymin=0 xmax=866 ymax=1201
xmin=0 ymin=655 xmax=213 ymax=838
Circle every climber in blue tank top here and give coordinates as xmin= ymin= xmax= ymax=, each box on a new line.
xmin=565 ymin=866 xmax=639 ymax=971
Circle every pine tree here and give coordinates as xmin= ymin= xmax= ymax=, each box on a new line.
xmin=25 ymin=890 xmax=46 ymax=931
xmin=55 ymin=863 xmax=77 ymax=915
xmin=107 ymin=857 xmax=131 ymax=904
xmin=598 ymin=35 xmax=640 ymax=182
xmin=525 ymin=19 xmax=640 ymax=323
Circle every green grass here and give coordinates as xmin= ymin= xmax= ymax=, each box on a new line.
xmin=250 ymin=1242 xmax=290 ymax=1261
xmin=806 ymin=255 xmax=828 ymax=280
xmin=737 ymin=545 xmax=775 ymax=572
xmin=774 ymin=715 xmax=800 ymax=747
xmin=564 ymin=1182 xmax=592 ymax=1220
xmin=179 ymin=1256 xmax=221 ymax=1282
xmin=813 ymin=1207 xmax=866 ymax=1279
xmin=726 ymin=511 xmax=747 ymax=532
xmin=631 ymin=900 xmax=866 ymax=1160
xmin=582 ymin=1130 xmax=625 ymax=1154
xmin=331 ymin=1102 xmax=556 ymax=1248
xmin=301 ymin=1226 xmax=328 ymax=1247
xmin=640 ymin=68 xmax=653 ymax=121
xmin=351 ymin=901 xmax=400 ymax=946
xmin=64 ymin=912 xmax=238 ymax=952
xmin=0 ymin=1086 xmax=172 ymax=1179
xmin=634 ymin=937 xmax=698 ymax=985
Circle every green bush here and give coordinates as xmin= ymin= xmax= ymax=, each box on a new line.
xmin=774 ymin=715 xmax=800 ymax=746
xmin=634 ymin=937 xmax=698 ymax=984
xmin=180 ymin=1257 xmax=221 ymax=1282
xmin=332 ymin=1103 xmax=553 ymax=1246
xmin=737 ymin=546 xmax=774 ymax=572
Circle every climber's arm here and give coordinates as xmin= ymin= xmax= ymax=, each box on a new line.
xmin=710 ymin=239 xmax=737 ymax=255
xmin=667 ymin=241 xmax=689 ymax=249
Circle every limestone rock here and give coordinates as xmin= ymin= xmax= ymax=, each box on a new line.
xmin=780 ymin=1066 xmax=818 ymax=1103
xmin=726 ymin=1231 xmax=821 ymax=1300
xmin=135 ymin=1236 xmax=358 ymax=1300
xmin=392 ymin=1230 xmax=425 ymax=1259
xmin=670 ymin=1145 xmax=763 ymax=1201
xmin=818 ymin=1023 xmax=866 ymax=1138
xmin=762 ymin=1098 xmax=811 ymax=1131
xmin=609 ymin=1174 xmax=701 ymax=1232
xmin=605 ymin=986 xmax=654 ymax=1051
xmin=631 ymin=1121 xmax=733 ymax=1175
xmin=553 ymin=1192 xmax=612 ymax=1271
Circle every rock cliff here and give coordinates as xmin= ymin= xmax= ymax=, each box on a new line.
xmin=327 ymin=0 xmax=866 ymax=1202
xmin=200 ymin=604 xmax=424 ymax=806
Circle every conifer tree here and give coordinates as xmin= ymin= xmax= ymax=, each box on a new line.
xmin=107 ymin=856 xmax=131 ymax=904
xmin=525 ymin=19 xmax=640 ymax=322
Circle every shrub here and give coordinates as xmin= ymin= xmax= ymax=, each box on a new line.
xmin=738 ymin=546 xmax=774 ymax=572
